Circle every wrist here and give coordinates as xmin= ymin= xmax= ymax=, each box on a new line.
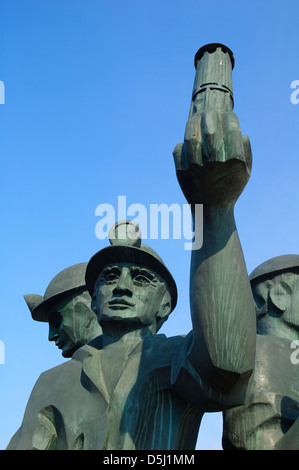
xmin=192 ymin=202 xmax=235 ymax=224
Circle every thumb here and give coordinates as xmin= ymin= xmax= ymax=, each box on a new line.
xmin=173 ymin=142 xmax=184 ymax=170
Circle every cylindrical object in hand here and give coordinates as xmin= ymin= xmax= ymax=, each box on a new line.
xmin=191 ymin=43 xmax=235 ymax=113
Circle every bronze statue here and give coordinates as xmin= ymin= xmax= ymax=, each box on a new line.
xmin=7 ymin=44 xmax=256 ymax=450
xmin=24 ymin=263 xmax=102 ymax=358
xmin=223 ymin=255 xmax=299 ymax=450
xmin=7 ymin=263 xmax=102 ymax=450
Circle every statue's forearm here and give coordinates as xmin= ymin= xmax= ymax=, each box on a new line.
xmin=189 ymin=205 xmax=256 ymax=391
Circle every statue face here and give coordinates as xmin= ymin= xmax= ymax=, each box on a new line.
xmin=252 ymin=270 xmax=299 ymax=340
xmin=48 ymin=289 xmax=99 ymax=357
xmin=93 ymin=262 xmax=170 ymax=330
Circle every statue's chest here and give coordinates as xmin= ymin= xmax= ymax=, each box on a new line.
xmin=93 ymin=343 xmax=144 ymax=401
xmin=92 ymin=343 xmax=176 ymax=449
xmin=83 ymin=338 xmax=174 ymax=405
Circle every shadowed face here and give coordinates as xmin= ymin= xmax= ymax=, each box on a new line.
xmin=92 ymin=262 xmax=171 ymax=331
xmin=252 ymin=270 xmax=299 ymax=341
xmin=48 ymin=289 xmax=101 ymax=357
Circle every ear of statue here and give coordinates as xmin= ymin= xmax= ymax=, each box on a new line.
xmin=268 ymin=282 xmax=291 ymax=314
xmin=156 ymin=289 xmax=172 ymax=326
xmin=24 ymin=294 xmax=44 ymax=313
xmin=157 ymin=301 xmax=171 ymax=320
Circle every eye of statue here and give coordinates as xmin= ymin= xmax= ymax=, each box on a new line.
xmin=100 ymin=266 xmax=121 ymax=283
xmin=131 ymin=267 xmax=157 ymax=286
xmin=105 ymin=272 xmax=119 ymax=282
xmin=133 ymin=274 xmax=151 ymax=285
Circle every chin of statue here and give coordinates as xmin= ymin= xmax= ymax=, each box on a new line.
xmin=61 ymin=342 xmax=78 ymax=358
xmin=100 ymin=313 xmax=152 ymax=328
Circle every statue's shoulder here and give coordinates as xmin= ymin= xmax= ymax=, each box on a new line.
xmin=147 ymin=332 xmax=188 ymax=346
xmin=142 ymin=332 xmax=191 ymax=361
xmin=36 ymin=357 xmax=81 ymax=386
xmin=34 ymin=345 xmax=95 ymax=388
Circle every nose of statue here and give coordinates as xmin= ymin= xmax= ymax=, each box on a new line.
xmin=48 ymin=326 xmax=59 ymax=342
xmin=113 ymin=268 xmax=133 ymax=297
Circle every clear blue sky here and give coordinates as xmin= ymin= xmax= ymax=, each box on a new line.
xmin=1 ymin=0 xmax=299 ymax=450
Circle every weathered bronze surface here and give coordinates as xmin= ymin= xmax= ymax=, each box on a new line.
xmin=7 ymin=44 xmax=257 ymax=450
xmin=24 ymin=263 xmax=102 ymax=358
xmin=223 ymin=255 xmax=299 ymax=450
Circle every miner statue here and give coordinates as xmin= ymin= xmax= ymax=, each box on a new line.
xmin=7 ymin=44 xmax=256 ymax=450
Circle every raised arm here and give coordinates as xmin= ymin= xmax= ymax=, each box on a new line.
xmin=173 ymin=44 xmax=256 ymax=393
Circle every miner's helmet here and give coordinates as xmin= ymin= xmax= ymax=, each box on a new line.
xmin=249 ymin=255 xmax=299 ymax=285
xmin=24 ymin=262 xmax=88 ymax=322
xmin=85 ymin=220 xmax=178 ymax=313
